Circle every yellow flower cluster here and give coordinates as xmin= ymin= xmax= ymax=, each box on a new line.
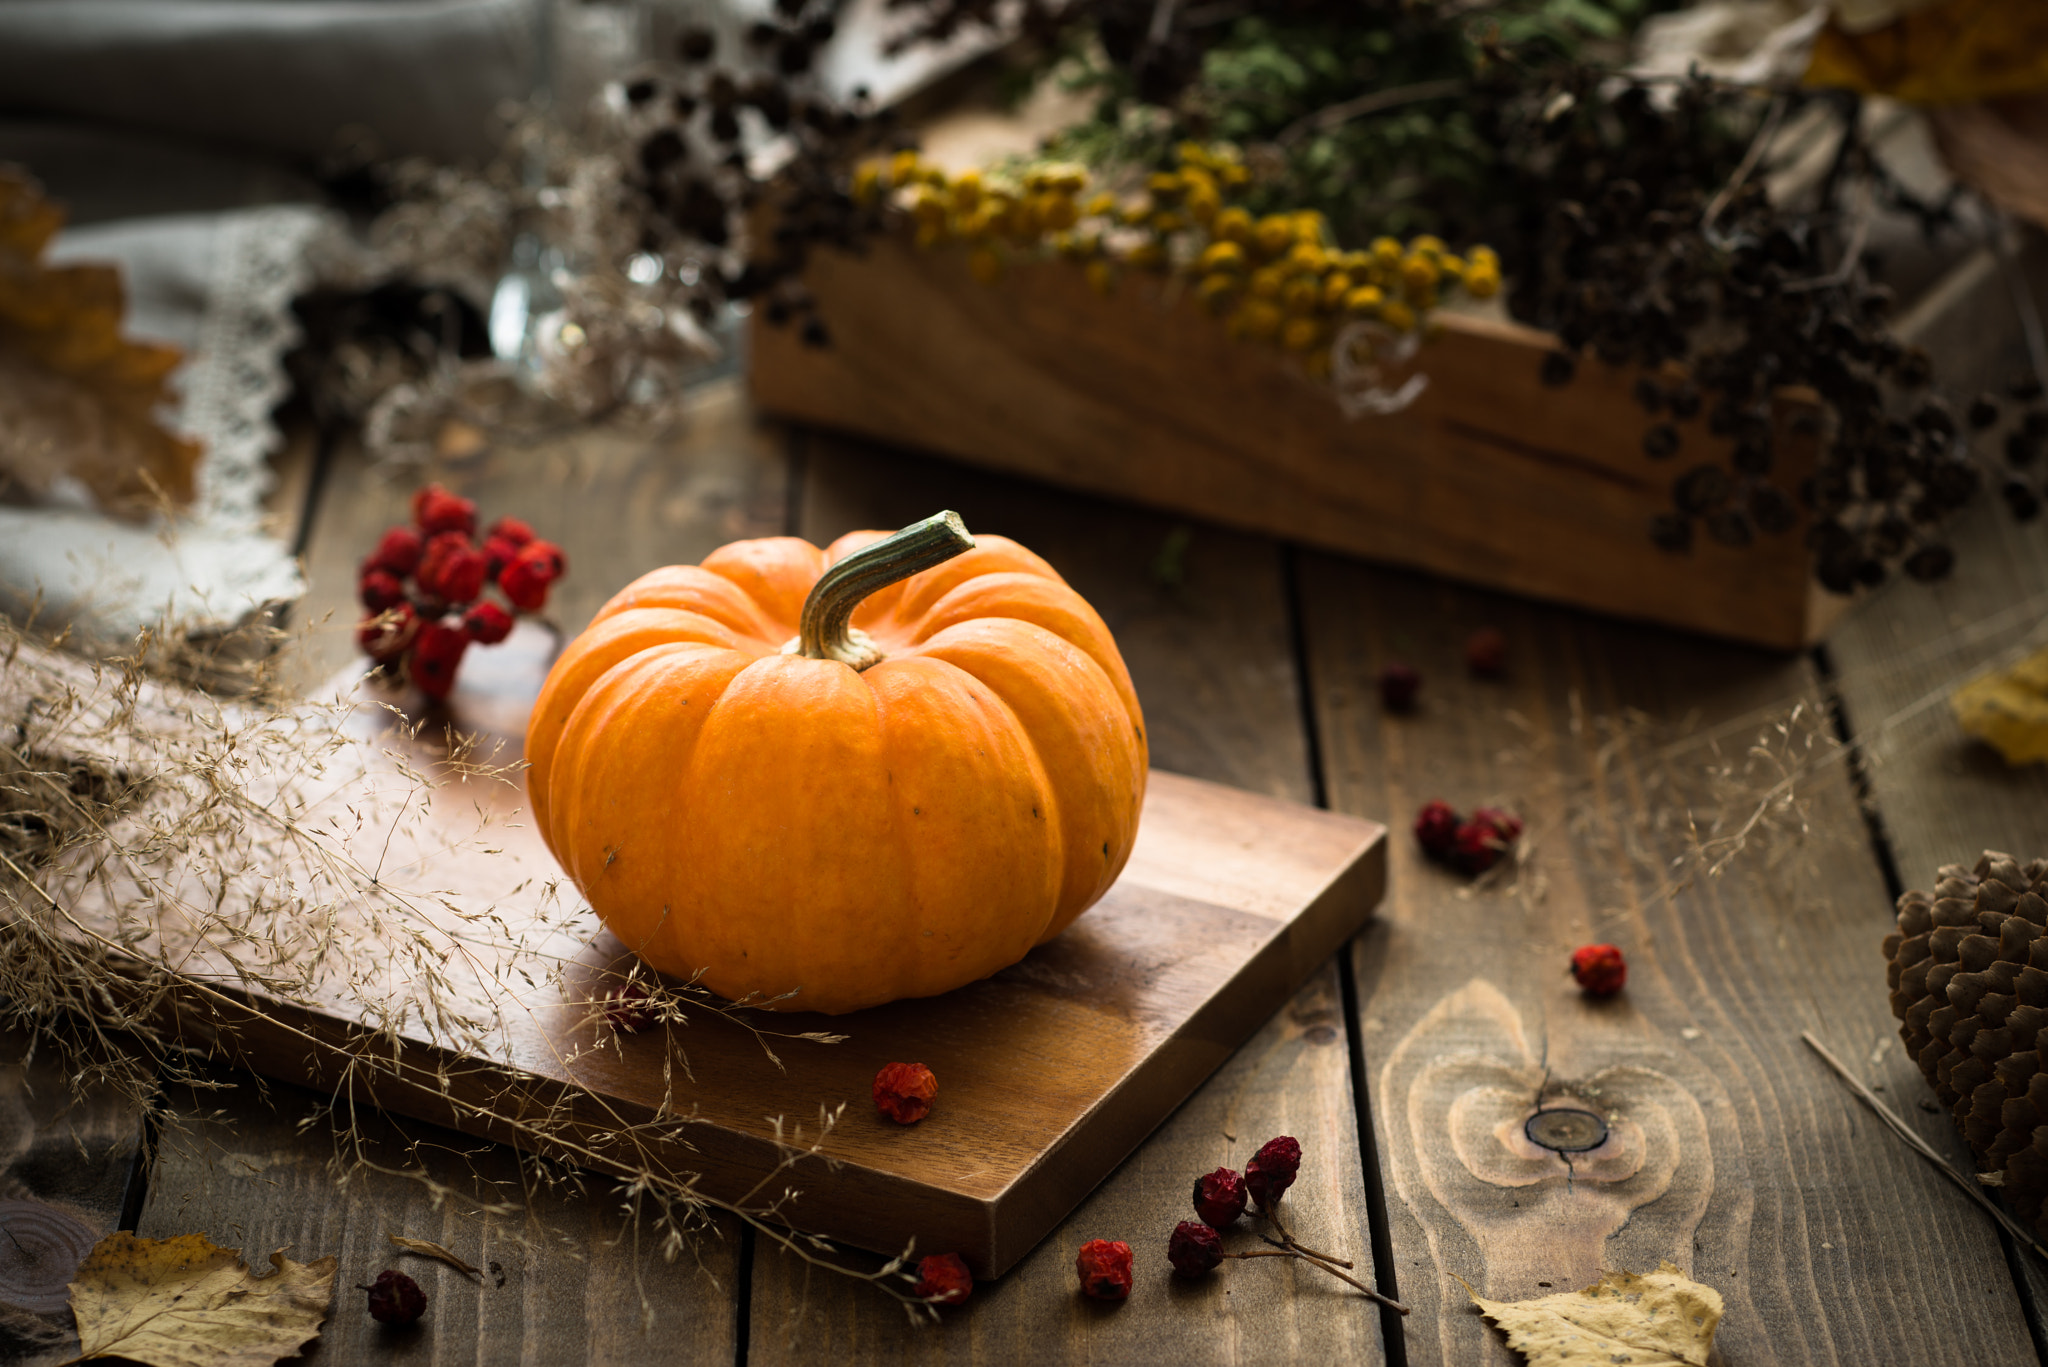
xmin=854 ymin=143 xmax=1500 ymax=378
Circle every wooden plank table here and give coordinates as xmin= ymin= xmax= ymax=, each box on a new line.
xmin=6 ymin=366 xmax=2048 ymax=1365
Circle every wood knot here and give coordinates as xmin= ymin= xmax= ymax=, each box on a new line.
xmin=1524 ymin=1107 xmax=1610 ymax=1153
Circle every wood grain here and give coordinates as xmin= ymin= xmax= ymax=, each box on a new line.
xmin=0 ymin=1050 xmax=145 ymax=1367
xmin=1297 ymin=551 xmax=2040 ymax=1364
xmin=751 ymin=234 xmax=1835 ymax=649
xmin=739 ymin=435 xmax=1388 ymax=1364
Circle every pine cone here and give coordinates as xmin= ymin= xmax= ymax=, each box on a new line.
xmin=1885 ymin=851 xmax=2048 ymax=1235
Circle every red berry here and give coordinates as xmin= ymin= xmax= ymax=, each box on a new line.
xmin=1571 ymin=943 xmax=1627 ymax=997
xmin=357 ymin=604 xmax=419 ymax=665
xmin=358 ymin=1270 xmax=426 ymax=1325
xmin=1451 ymin=808 xmax=1522 ymax=874
xmin=603 ymin=980 xmax=660 ymax=1032
xmin=873 ymin=1061 xmax=937 ymax=1125
xmin=1244 ymin=1136 xmax=1301 ymax=1211
xmin=1075 ymin=1239 xmax=1133 ymax=1301
xmin=463 ymin=601 xmax=514 ymax=645
xmin=1378 ymin=662 xmax=1421 ymax=712
xmin=364 ymin=524 xmax=424 ymax=577
xmin=1191 ymin=1167 xmax=1247 ymax=1228
xmin=487 ymin=515 xmax=536 ymax=548
xmin=411 ymin=483 xmax=476 ymax=537
xmin=359 ymin=568 xmax=407 ymax=613
xmin=1167 ymin=1221 xmax=1223 ymax=1277
xmin=912 ymin=1252 xmax=973 ymax=1305
xmin=481 ymin=534 xmax=523 ymax=580
xmin=417 ymin=532 xmax=488 ymax=605
xmin=499 ymin=541 xmax=565 ymax=612
xmin=1413 ymin=800 xmax=1460 ymax=859
xmin=1466 ymin=626 xmax=1508 ymax=678
xmin=1470 ymin=806 xmax=1523 ymax=842
xmin=410 ymin=618 xmax=470 ymax=699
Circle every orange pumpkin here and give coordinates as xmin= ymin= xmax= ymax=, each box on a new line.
xmin=525 ymin=512 xmax=1147 ymax=1014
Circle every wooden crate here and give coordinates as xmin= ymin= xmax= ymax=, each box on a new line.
xmin=751 ymin=234 xmax=1846 ymax=650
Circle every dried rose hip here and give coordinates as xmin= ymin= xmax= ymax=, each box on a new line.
xmin=1075 ymin=1239 xmax=1133 ymax=1301
xmin=463 ymin=601 xmax=514 ymax=645
xmin=603 ymin=980 xmax=660 ymax=1032
xmin=1466 ymin=626 xmax=1508 ymax=678
xmin=1413 ymin=800 xmax=1460 ymax=860
xmin=412 ymin=483 xmax=476 ymax=538
xmin=1191 ymin=1166 xmax=1247 ymax=1228
xmin=410 ymin=619 xmax=471 ymax=699
xmin=873 ymin=1061 xmax=938 ymax=1124
xmin=1167 ymin=1221 xmax=1223 ymax=1278
xmin=365 ymin=524 xmax=424 ymax=577
xmin=359 ymin=568 xmax=407 ymax=613
xmin=500 ymin=541 xmax=565 ymax=612
xmin=1378 ymin=662 xmax=1421 ymax=713
xmin=486 ymin=515 xmax=535 ymax=548
xmin=417 ymin=531 xmax=488 ymax=605
xmin=1244 ymin=1136 xmax=1301 ymax=1211
xmin=1451 ymin=807 xmax=1523 ymax=874
xmin=358 ymin=604 xmax=419 ymax=665
xmin=912 ymin=1252 xmax=973 ymax=1305
xmin=359 ymin=1269 xmax=426 ymax=1325
xmin=1571 ymin=944 xmax=1627 ymax=997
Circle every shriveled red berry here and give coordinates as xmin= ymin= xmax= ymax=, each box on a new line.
xmin=410 ymin=618 xmax=470 ymax=699
xmin=1167 ymin=1221 xmax=1223 ymax=1277
xmin=1244 ymin=1136 xmax=1301 ymax=1211
xmin=411 ymin=483 xmax=476 ymax=537
xmin=1413 ymin=800 xmax=1460 ymax=860
xmin=481 ymin=534 xmax=524 ymax=580
xmin=358 ymin=1269 xmax=426 ymax=1325
xmin=1451 ymin=807 xmax=1522 ymax=875
xmin=359 ymin=568 xmax=407 ymax=613
xmin=912 ymin=1252 xmax=973 ymax=1305
xmin=1075 ymin=1239 xmax=1133 ymax=1301
xmin=1378 ymin=662 xmax=1421 ymax=713
xmin=603 ymin=980 xmax=660 ymax=1032
xmin=417 ymin=532 xmax=487 ymax=605
xmin=365 ymin=524 xmax=424 ymax=577
xmin=486 ymin=515 xmax=536 ymax=548
xmin=1466 ymin=626 xmax=1508 ymax=678
xmin=357 ymin=604 xmax=419 ymax=665
xmin=500 ymin=541 xmax=565 ymax=612
xmin=1571 ymin=943 xmax=1627 ymax=997
xmin=873 ymin=1061 xmax=937 ymax=1124
xmin=1191 ymin=1166 xmax=1247 ymax=1228
xmin=1469 ymin=806 xmax=1523 ymax=842
xmin=463 ymin=601 xmax=514 ymax=644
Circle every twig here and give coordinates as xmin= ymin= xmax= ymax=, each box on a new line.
xmin=1256 ymin=1235 xmax=1410 ymax=1313
xmin=1802 ymin=1031 xmax=2048 ymax=1263
xmin=1703 ymin=93 xmax=1788 ymax=247
xmin=1276 ymin=79 xmax=1467 ymax=148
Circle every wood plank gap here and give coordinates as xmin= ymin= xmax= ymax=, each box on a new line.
xmin=1339 ymin=948 xmax=1409 ymax=1367
xmin=1812 ymin=640 xmax=2048 ymax=1366
xmin=113 ymin=1094 xmax=155 ymax=1233
xmin=735 ymin=1222 xmax=756 ymax=1367
xmin=1282 ymin=543 xmax=1331 ymax=812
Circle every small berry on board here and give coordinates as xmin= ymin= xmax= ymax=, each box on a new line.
xmin=912 ymin=1252 xmax=973 ymax=1305
xmin=1244 ymin=1136 xmax=1301 ymax=1211
xmin=873 ymin=1061 xmax=938 ymax=1124
xmin=1571 ymin=944 xmax=1627 ymax=997
xmin=1168 ymin=1221 xmax=1223 ymax=1277
xmin=1413 ymin=800 xmax=1460 ymax=860
xmin=1378 ymin=662 xmax=1421 ymax=712
xmin=1191 ymin=1166 xmax=1247 ymax=1228
xmin=1075 ymin=1239 xmax=1133 ymax=1301
xmin=1466 ymin=627 xmax=1508 ymax=678
xmin=359 ymin=1270 xmax=427 ymax=1325
xmin=603 ymin=980 xmax=660 ymax=1032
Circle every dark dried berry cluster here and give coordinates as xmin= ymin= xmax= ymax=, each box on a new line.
xmin=1510 ymin=76 xmax=2039 ymax=590
xmin=356 ymin=485 xmax=564 ymax=699
xmin=1414 ymin=800 xmax=1522 ymax=875
xmin=615 ymin=0 xmax=892 ymax=347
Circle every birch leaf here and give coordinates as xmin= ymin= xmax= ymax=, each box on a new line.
xmin=1951 ymin=644 xmax=2048 ymax=765
xmin=65 ymin=1231 xmax=335 ymax=1367
xmin=1471 ymin=1261 xmax=1723 ymax=1367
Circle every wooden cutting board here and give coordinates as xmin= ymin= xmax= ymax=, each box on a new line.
xmin=20 ymin=625 xmax=1384 ymax=1277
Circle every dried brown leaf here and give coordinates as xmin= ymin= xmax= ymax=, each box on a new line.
xmin=1929 ymin=95 xmax=2048 ymax=234
xmin=0 ymin=166 xmax=201 ymax=519
xmin=64 ymin=1231 xmax=334 ymax=1367
xmin=1471 ymin=1262 xmax=1723 ymax=1367
xmin=1805 ymin=0 xmax=2048 ymax=103
xmin=387 ymin=1232 xmax=481 ymax=1279
xmin=1950 ymin=642 xmax=2048 ymax=765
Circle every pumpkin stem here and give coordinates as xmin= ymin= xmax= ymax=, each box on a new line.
xmin=798 ymin=511 xmax=976 ymax=669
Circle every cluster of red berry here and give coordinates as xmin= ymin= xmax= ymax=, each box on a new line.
xmin=1413 ymin=799 xmax=1523 ymax=875
xmin=356 ymin=484 xmax=566 ymax=699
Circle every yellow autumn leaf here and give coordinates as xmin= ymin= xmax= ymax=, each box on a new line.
xmin=1952 ymin=645 xmax=2048 ymax=765
xmin=1804 ymin=0 xmax=2048 ymax=103
xmin=1472 ymin=1261 xmax=1723 ymax=1367
xmin=65 ymin=1231 xmax=335 ymax=1367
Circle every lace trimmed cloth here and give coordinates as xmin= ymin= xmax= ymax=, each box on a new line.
xmin=0 ymin=203 xmax=330 ymax=682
